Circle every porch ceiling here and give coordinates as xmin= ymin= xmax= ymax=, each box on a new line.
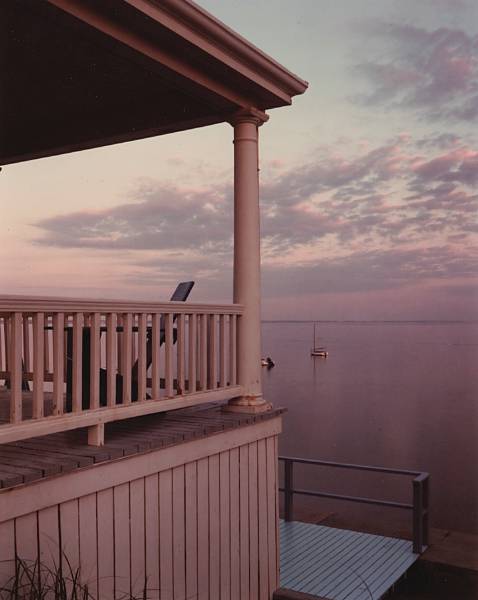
xmin=1 ymin=0 xmax=308 ymax=165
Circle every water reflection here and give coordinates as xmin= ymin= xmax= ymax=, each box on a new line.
xmin=262 ymin=321 xmax=478 ymax=534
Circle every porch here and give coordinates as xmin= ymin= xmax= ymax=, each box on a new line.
xmin=1 ymin=0 xmax=307 ymax=449
xmin=0 ymin=0 xmax=308 ymax=597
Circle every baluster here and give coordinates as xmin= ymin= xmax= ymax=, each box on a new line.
xmin=137 ymin=313 xmax=147 ymax=402
xmin=106 ymin=313 xmax=117 ymax=407
xmin=32 ymin=313 xmax=45 ymax=418
xmin=63 ymin=322 xmax=68 ymax=381
xmin=188 ymin=314 xmax=197 ymax=394
xmin=208 ymin=314 xmax=217 ymax=390
xmin=90 ymin=312 xmax=101 ymax=410
xmin=72 ymin=313 xmax=83 ymax=413
xmin=10 ymin=313 xmax=23 ymax=423
xmin=22 ymin=315 xmax=31 ymax=374
xmin=44 ymin=317 xmax=50 ymax=376
xmin=177 ymin=313 xmax=185 ymax=395
xmin=52 ymin=313 xmax=64 ymax=415
xmin=229 ymin=314 xmax=237 ymax=386
xmin=196 ymin=317 xmax=200 ymax=374
xmin=219 ymin=314 xmax=226 ymax=388
xmin=151 ymin=313 xmax=161 ymax=399
xmin=164 ymin=313 xmax=173 ymax=397
xmin=122 ymin=313 xmax=132 ymax=404
xmin=200 ymin=314 xmax=207 ymax=390
xmin=117 ymin=314 xmax=123 ymax=375
xmin=4 ymin=317 xmax=10 ymax=373
xmin=133 ymin=314 xmax=138 ymax=367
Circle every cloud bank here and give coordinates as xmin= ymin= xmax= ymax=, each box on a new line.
xmin=34 ymin=133 xmax=478 ymax=315
xmin=353 ymin=23 xmax=478 ymax=122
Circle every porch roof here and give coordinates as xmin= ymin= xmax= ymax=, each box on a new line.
xmin=1 ymin=0 xmax=308 ymax=166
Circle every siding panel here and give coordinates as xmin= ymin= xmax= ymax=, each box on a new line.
xmin=15 ymin=512 xmax=38 ymax=564
xmin=159 ymin=469 xmax=173 ymax=600
xmin=248 ymin=441 xmax=259 ymax=600
xmin=37 ymin=508 xmax=58 ymax=600
xmin=144 ymin=474 xmax=160 ymax=596
xmin=208 ymin=454 xmax=220 ymax=600
xmin=197 ymin=457 xmax=209 ymax=600
xmin=230 ymin=446 xmax=240 ymax=600
xmin=113 ymin=483 xmax=131 ymax=598
xmin=267 ymin=436 xmax=278 ymax=593
xmin=97 ymin=488 xmax=115 ymax=600
xmin=130 ymin=478 xmax=146 ymax=599
xmin=220 ymin=450 xmax=231 ymax=600
xmin=185 ymin=462 xmax=198 ymax=600
xmin=0 ymin=520 xmax=15 ymax=589
xmin=59 ymin=498 xmax=80 ymax=594
xmin=239 ymin=444 xmax=250 ymax=600
xmin=257 ymin=439 xmax=269 ymax=600
xmin=79 ymin=493 xmax=98 ymax=593
xmin=38 ymin=505 xmax=60 ymax=573
xmin=172 ymin=466 xmax=186 ymax=600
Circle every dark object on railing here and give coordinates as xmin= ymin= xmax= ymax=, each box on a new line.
xmin=129 ymin=281 xmax=194 ymax=396
xmin=65 ymin=281 xmax=194 ymax=410
xmin=279 ymin=455 xmax=430 ymax=555
xmin=4 ymin=359 xmax=30 ymax=392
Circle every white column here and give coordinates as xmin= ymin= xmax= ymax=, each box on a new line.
xmin=226 ymin=109 xmax=271 ymax=413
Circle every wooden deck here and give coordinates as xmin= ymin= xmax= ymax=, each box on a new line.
xmin=280 ymin=520 xmax=419 ymax=600
xmin=0 ymin=391 xmax=284 ymax=489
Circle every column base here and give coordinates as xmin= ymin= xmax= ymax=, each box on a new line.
xmin=223 ymin=396 xmax=273 ymax=414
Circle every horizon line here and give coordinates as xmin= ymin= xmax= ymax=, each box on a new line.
xmin=261 ymin=319 xmax=478 ymax=324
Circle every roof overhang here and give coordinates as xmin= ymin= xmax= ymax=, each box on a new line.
xmin=1 ymin=0 xmax=308 ymax=165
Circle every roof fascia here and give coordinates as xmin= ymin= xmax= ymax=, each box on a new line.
xmin=126 ymin=0 xmax=308 ymax=103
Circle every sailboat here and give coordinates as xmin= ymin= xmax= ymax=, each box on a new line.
xmin=310 ymin=322 xmax=328 ymax=357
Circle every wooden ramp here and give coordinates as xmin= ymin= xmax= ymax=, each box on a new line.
xmin=280 ymin=520 xmax=419 ymax=600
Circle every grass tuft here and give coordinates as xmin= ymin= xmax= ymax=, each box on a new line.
xmin=0 ymin=555 xmax=155 ymax=600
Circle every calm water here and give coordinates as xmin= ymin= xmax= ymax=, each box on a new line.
xmin=261 ymin=321 xmax=478 ymax=534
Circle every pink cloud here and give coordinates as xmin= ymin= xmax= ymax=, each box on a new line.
xmin=412 ymin=147 xmax=478 ymax=185
xmin=353 ymin=23 xmax=478 ymax=122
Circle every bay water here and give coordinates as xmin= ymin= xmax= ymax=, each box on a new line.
xmin=262 ymin=321 xmax=478 ymax=535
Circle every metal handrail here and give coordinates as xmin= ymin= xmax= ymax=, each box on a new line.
xmin=278 ymin=455 xmax=430 ymax=554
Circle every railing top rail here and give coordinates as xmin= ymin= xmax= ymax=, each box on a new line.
xmin=0 ymin=295 xmax=243 ymax=315
xmin=279 ymin=455 xmax=428 ymax=479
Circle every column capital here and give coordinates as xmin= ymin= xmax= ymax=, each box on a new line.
xmin=229 ymin=107 xmax=269 ymax=127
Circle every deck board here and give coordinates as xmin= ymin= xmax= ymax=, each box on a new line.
xmin=280 ymin=521 xmax=419 ymax=600
xmin=0 ymin=389 xmax=284 ymax=490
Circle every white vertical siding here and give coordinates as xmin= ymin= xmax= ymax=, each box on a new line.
xmin=0 ymin=429 xmax=280 ymax=599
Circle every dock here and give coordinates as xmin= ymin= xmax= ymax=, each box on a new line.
xmin=280 ymin=520 xmax=419 ymax=599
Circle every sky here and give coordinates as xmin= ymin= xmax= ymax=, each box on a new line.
xmin=2 ymin=0 xmax=478 ymax=320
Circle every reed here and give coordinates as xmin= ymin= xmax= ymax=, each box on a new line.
xmin=0 ymin=555 xmax=155 ymax=600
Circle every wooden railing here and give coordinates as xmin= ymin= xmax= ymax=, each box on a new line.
xmin=0 ymin=296 xmax=242 ymax=445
